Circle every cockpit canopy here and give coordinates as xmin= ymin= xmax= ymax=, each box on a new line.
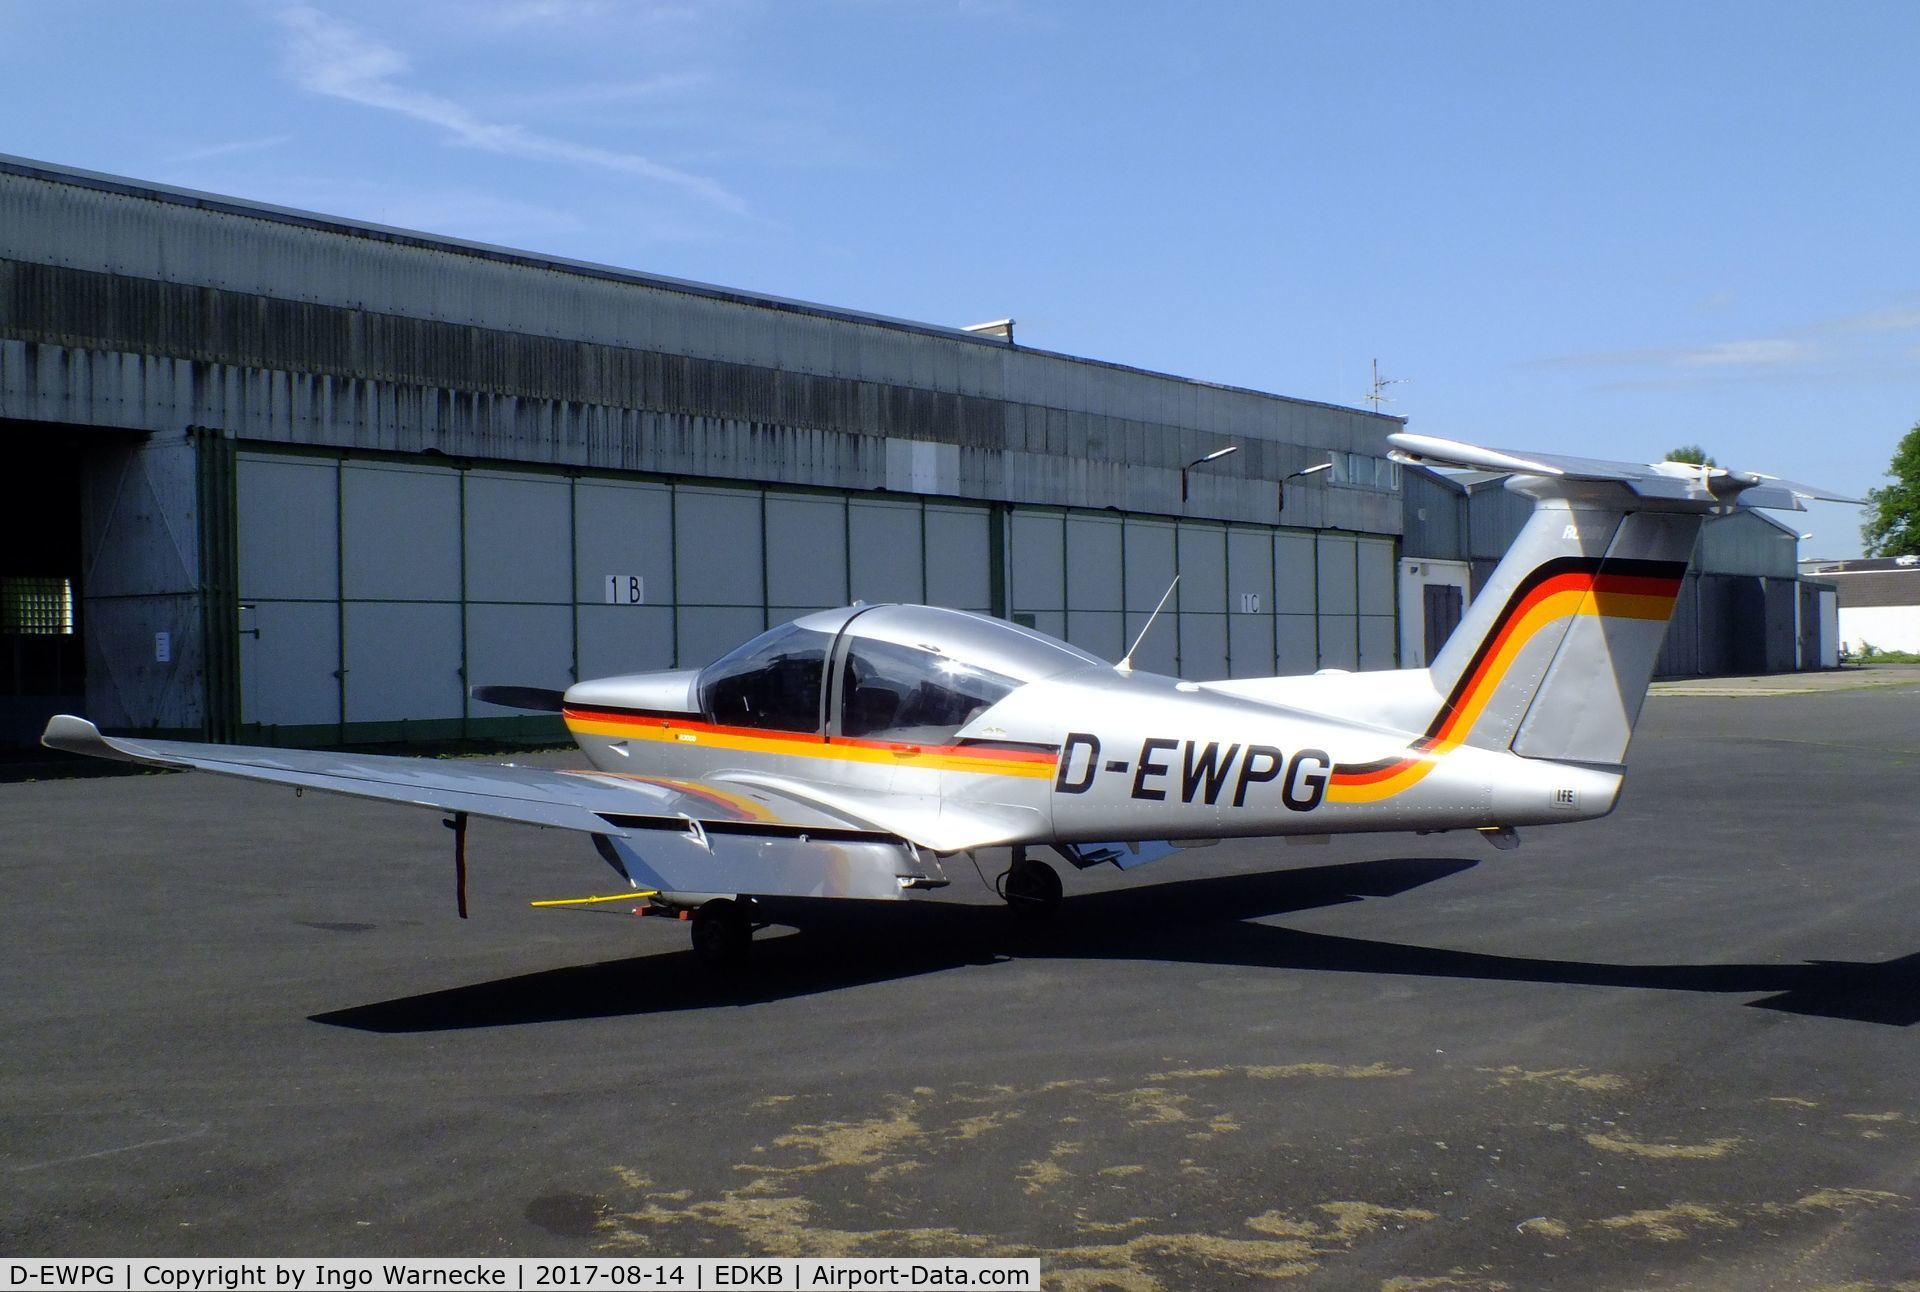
xmin=698 ymin=605 xmax=1104 ymax=743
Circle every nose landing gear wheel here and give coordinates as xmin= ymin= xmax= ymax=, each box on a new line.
xmin=1002 ymin=850 xmax=1063 ymax=920
xmin=690 ymin=897 xmax=753 ymax=970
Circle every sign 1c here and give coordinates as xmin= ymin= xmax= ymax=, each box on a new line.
xmin=604 ymin=575 xmax=645 ymax=605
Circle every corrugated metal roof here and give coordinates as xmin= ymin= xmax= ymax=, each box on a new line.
xmin=0 ymin=152 xmax=1400 ymax=437
xmin=0 ymin=154 xmax=1411 ymax=531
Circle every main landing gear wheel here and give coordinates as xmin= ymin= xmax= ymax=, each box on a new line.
xmin=1002 ymin=849 xmax=1063 ymax=920
xmin=690 ymin=897 xmax=753 ymax=970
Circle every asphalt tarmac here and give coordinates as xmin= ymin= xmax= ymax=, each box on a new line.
xmin=4 ymin=683 xmax=1920 ymax=1288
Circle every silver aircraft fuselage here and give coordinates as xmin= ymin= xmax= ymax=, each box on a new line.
xmin=563 ymin=652 xmax=1623 ymax=850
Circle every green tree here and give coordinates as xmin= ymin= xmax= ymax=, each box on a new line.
xmin=1861 ymin=423 xmax=1920 ymax=557
xmin=1664 ymin=444 xmax=1717 ymax=466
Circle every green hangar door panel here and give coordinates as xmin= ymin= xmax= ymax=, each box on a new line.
xmin=464 ymin=471 xmax=573 ymax=718
xmin=340 ymin=463 xmax=464 ymax=726
xmin=924 ymin=505 xmax=993 ymax=614
xmin=766 ymin=493 xmax=848 ymax=621
xmin=1274 ymin=531 xmax=1318 ymax=675
xmin=850 ymin=499 xmax=924 ymax=606
xmin=1315 ymin=534 xmax=1358 ymax=671
xmin=235 ymin=453 xmax=342 ymax=732
xmin=674 ymin=487 xmax=766 ymax=667
xmin=1010 ymin=512 xmax=1066 ymax=644
xmin=1356 ymin=537 xmax=1399 ymax=670
xmin=1176 ymin=523 xmax=1228 ymax=681
xmin=1227 ymin=527 xmax=1275 ymax=680
xmin=1065 ymin=514 xmax=1124 ymax=663
xmin=1122 ymin=520 xmax=1178 ymax=677
xmin=574 ymin=480 xmax=673 ymax=681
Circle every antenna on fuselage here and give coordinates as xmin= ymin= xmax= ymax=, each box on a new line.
xmin=1116 ymin=576 xmax=1179 ymax=674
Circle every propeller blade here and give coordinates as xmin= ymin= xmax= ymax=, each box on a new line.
xmin=471 ymin=685 xmax=568 ymax=712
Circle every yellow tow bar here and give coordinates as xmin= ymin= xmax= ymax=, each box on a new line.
xmin=530 ymin=890 xmax=661 ymax=908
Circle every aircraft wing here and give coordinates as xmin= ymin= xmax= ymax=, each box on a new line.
xmin=39 ymin=716 xmax=882 ymax=839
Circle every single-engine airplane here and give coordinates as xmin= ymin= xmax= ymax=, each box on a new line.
xmin=42 ymin=433 xmax=1854 ymax=968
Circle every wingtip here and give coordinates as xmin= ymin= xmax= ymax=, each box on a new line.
xmin=41 ymin=714 xmax=106 ymax=754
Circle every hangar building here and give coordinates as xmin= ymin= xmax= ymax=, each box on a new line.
xmin=1 ymin=155 xmax=1409 ymax=749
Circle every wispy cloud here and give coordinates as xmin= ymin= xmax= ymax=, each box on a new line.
xmin=1821 ymin=303 xmax=1920 ymax=336
xmin=483 ymin=0 xmax=616 ymax=25
xmin=1532 ymin=336 xmax=1816 ymax=371
xmin=164 ymin=134 xmax=295 ymax=166
xmin=477 ymin=0 xmax=715 ymax=27
xmin=273 ymin=3 xmax=747 ymax=216
xmin=1667 ymin=338 xmax=1814 ymax=368
xmin=1532 ymin=298 xmax=1920 ymax=382
xmin=505 ymin=72 xmax=713 ymax=112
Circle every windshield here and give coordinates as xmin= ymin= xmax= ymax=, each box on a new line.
xmin=698 ymin=622 xmax=831 ymax=732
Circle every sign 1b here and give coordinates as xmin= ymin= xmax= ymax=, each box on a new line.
xmin=604 ymin=575 xmax=645 ymax=605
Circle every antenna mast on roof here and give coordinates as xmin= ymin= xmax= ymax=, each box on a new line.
xmin=1366 ymin=358 xmax=1407 ymax=412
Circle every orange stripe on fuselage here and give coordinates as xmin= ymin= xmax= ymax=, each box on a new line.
xmin=562 ymin=707 xmax=1059 ymax=779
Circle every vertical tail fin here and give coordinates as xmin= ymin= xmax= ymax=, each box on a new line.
xmin=1426 ymin=497 xmax=1697 ymax=765
xmin=1319 ymin=432 xmax=1851 ymax=784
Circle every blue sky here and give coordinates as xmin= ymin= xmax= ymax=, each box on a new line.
xmin=5 ymin=1 xmax=1915 ymax=556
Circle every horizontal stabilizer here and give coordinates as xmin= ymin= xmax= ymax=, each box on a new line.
xmin=1387 ymin=432 xmax=1859 ymax=509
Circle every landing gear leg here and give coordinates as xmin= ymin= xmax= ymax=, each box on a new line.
xmin=1001 ymin=846 xmax=1063 ymax=920
xmin=690 ymin=897 xmax=753 ymax=970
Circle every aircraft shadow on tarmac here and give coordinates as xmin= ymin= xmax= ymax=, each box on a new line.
xmin=311 ymin=855 xmax=1920 ymax=1033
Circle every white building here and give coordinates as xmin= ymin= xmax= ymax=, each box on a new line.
xmin=1800 ymin=557 xmax=1920 ymax=656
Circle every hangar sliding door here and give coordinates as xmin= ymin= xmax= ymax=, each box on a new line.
xmin=1176 ymin=525 xmax=1228 ymax=681
xmin=674 ymin=486 xmax=764 ymax=667
xmin=464 ymin=471 xmax=573 ymax=720
xmin=1121 ymin=520 xmax=1178 ymax=676
xmin=339 ymin=463 xmax=464 ymax=727
xmin=231 ymin=447 xmax=1394 ymax=745
xmin=235 ymin=454 xmax=340 ymax=731
xmin=1065 ymin=514 xmax=1124 ymax=663
xmin=1226 ymin=527 xmax=1275 ymax=679
xmin=574 ymin=479 xmax=674 ymax=682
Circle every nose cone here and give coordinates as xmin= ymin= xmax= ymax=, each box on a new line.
xmin=565 ymin=669 xmax=702 ymax=715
